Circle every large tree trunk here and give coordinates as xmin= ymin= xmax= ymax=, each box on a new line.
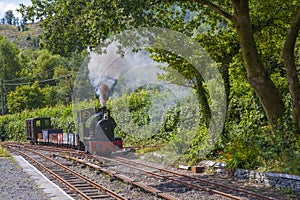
xmin=195 ymin=71 xmax=211 ymax=127
xmin=282 ymin=8 xmax=300 ymax=132
xmin=231 ymin=0 xmax=285 ymax=125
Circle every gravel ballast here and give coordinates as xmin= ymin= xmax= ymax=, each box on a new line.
xmin=0 ymin=156 xmax=74 ymax=200
xmin=0 ymin=157 xmax=51 ymax=200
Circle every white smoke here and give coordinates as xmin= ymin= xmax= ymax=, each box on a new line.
xmin=87 ymin=42 xmax=164 ymax=106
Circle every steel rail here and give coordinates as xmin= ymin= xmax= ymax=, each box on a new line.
xmin=5 ymin=144 xmax=127 ymax=200
xmin=117 ymin=156 xmax=278 ymax=200
xmin=7 ymin=146 xmax=92 ymax=200
xmin=99 ymin=156 xmax=245 ymax=200
xmin=63 ymin=155 xmax=179 ymax=200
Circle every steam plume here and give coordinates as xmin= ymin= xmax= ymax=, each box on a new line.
xmin=88 ymin=42 xmax=163 ymax=106
xmin=98 ymin=82 xmax=109 ymax=106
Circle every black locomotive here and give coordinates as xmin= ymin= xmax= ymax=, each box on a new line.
xmin=79 ymin=106 xmax=123 ymax=154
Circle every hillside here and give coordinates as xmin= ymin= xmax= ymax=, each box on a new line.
xmin=0 ymin=23 xmax=41 ymax=49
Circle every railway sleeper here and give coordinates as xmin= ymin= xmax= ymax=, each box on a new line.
xmin=73 ymin=183 xmax=91 ymax=187
xmin=74 ymin=185 xmax=95 ymax=189
xmin=81 ymin=189 xmax=100 ymax=193
xmin=62 ymin=176 xmax=79 ymax=180
xmin=67 ymin=181 xmax=88 ymax=185
xmin=83 ymin=191 xmax=103 ymax=195
xmin=89 ymin=194 xmax=112 ymax=199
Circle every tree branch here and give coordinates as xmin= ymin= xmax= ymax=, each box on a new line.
xmin=193 ymin=0 xmax=234 ymax=21
xmin=282 ymin=8 xmax=300 ymax=131
xmin=284 ymin=9 xmax=300 ymax=54
xmin=149 ymin=0 xmax=234 ymax=21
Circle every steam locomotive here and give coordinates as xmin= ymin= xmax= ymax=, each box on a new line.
xmin=77 ymin=106 xmax=123 ymax=154
xmin=26 ymin=106 xmax=123 ymax=155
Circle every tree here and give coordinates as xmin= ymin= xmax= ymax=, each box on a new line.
xmin=6 ymin=82 xmax=44 ymax=113
xmin=194 ymin=0 xmax=299 ymax=129
xmin=53 ymin=50 xmax=87 ymax=104
xmin=0 ymin=36 xmax=22 ymax=114
xmin=18 ymin=49 xmax=65 ymax=86
xmin=17 ymin=49 xmax=87 ymax=106
xmin=15 ymin=17 xmax=20 ymax=27
xmin=4 ymin=10 xmax=14 ymax=25
xmin=19 ymin=0 xmax=300 ymax=130
xmin=34 ymin=49 xmax=64 ymax=85
xmin=227 ymin=0 xmax=285 ymax=125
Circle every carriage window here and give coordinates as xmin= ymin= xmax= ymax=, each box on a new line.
xmin=44 ymin=119 xmax=50 ymax=127
xmin=35 ymin=120 xmax=41 ymax=127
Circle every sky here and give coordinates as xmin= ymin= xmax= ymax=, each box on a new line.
xmin=0 ymin=0 xmax=31 ymax=19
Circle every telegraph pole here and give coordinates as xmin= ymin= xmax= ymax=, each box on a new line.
xmin=1 ymin=79 xmax=4 ymax=115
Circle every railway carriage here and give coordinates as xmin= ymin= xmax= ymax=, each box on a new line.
xmin=26 ymin=117 xmax=75 ymax=147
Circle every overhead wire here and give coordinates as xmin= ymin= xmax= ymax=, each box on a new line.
xmin=4 ymin=67 xmax=58 ymax=82
xmin=3 ymin=74 xmax=73 ymax=86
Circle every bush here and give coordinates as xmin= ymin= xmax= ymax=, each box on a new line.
xmin=223 ymin=91 xmax=300 ymax=175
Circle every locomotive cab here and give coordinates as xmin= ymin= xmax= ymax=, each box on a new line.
xmin=95 ymin=107 xmax=116 ymax=141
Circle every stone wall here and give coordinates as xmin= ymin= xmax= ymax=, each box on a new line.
xmin=197 ymin=160 xmax=300 ymax=192
xmin=234 ymin=168 xmax=300 ymax=191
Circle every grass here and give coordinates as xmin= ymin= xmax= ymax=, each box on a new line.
xmin=0 ymin=144 xmax=11 ymax=157
xmin=135 ymin=146 xmax=162 ymax=154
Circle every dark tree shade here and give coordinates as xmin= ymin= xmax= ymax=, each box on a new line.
xmin=5 ymin=10 xmax=14 ymax=25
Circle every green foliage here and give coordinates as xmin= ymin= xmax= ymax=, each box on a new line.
xmin=5 ymin=48 xmax=87 ymax=114
xmin=7 ymin=82 xmax=43 ymax=112
xmin=108 ymin=89 xmax=209 ymax=165
xmin=181 ymin=128 xmax=208 ymax=164
xmin=0 ymin=35 xmax=22 ymax=82
xmin=0 ymin=145 xmax=11 ymax=157
xmin=224 ymin=108 xmax=300 ymax=175
xmin=109 ymin=89 xmax=189 ymax=145
xmin=151 ymin=50 xmax=211 ymax=127
xmin=6 ymin=82 xmax=62 ymax=113
xmin=162 ymin=105 xmax=181 ymax=132
xmin=222 ymin=74 xmax=300 ymax=174
xmin=128 ymin=90 xmax=151 ymax=126
xmin=109 ymin=90 xmax=163 ymax=145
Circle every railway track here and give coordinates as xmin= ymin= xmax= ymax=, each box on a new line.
xmin=69 ymin=155 xmax=276 ymax=200
xmin=112 ymin=156 xmax=275 ymax=200
xmin=62 ymin=155 xmax=179 ymax=200
xmin=2 ymin=143 xmax=285 ymax=200
xmin=4 ymin=144 xmax=127 ymax=200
